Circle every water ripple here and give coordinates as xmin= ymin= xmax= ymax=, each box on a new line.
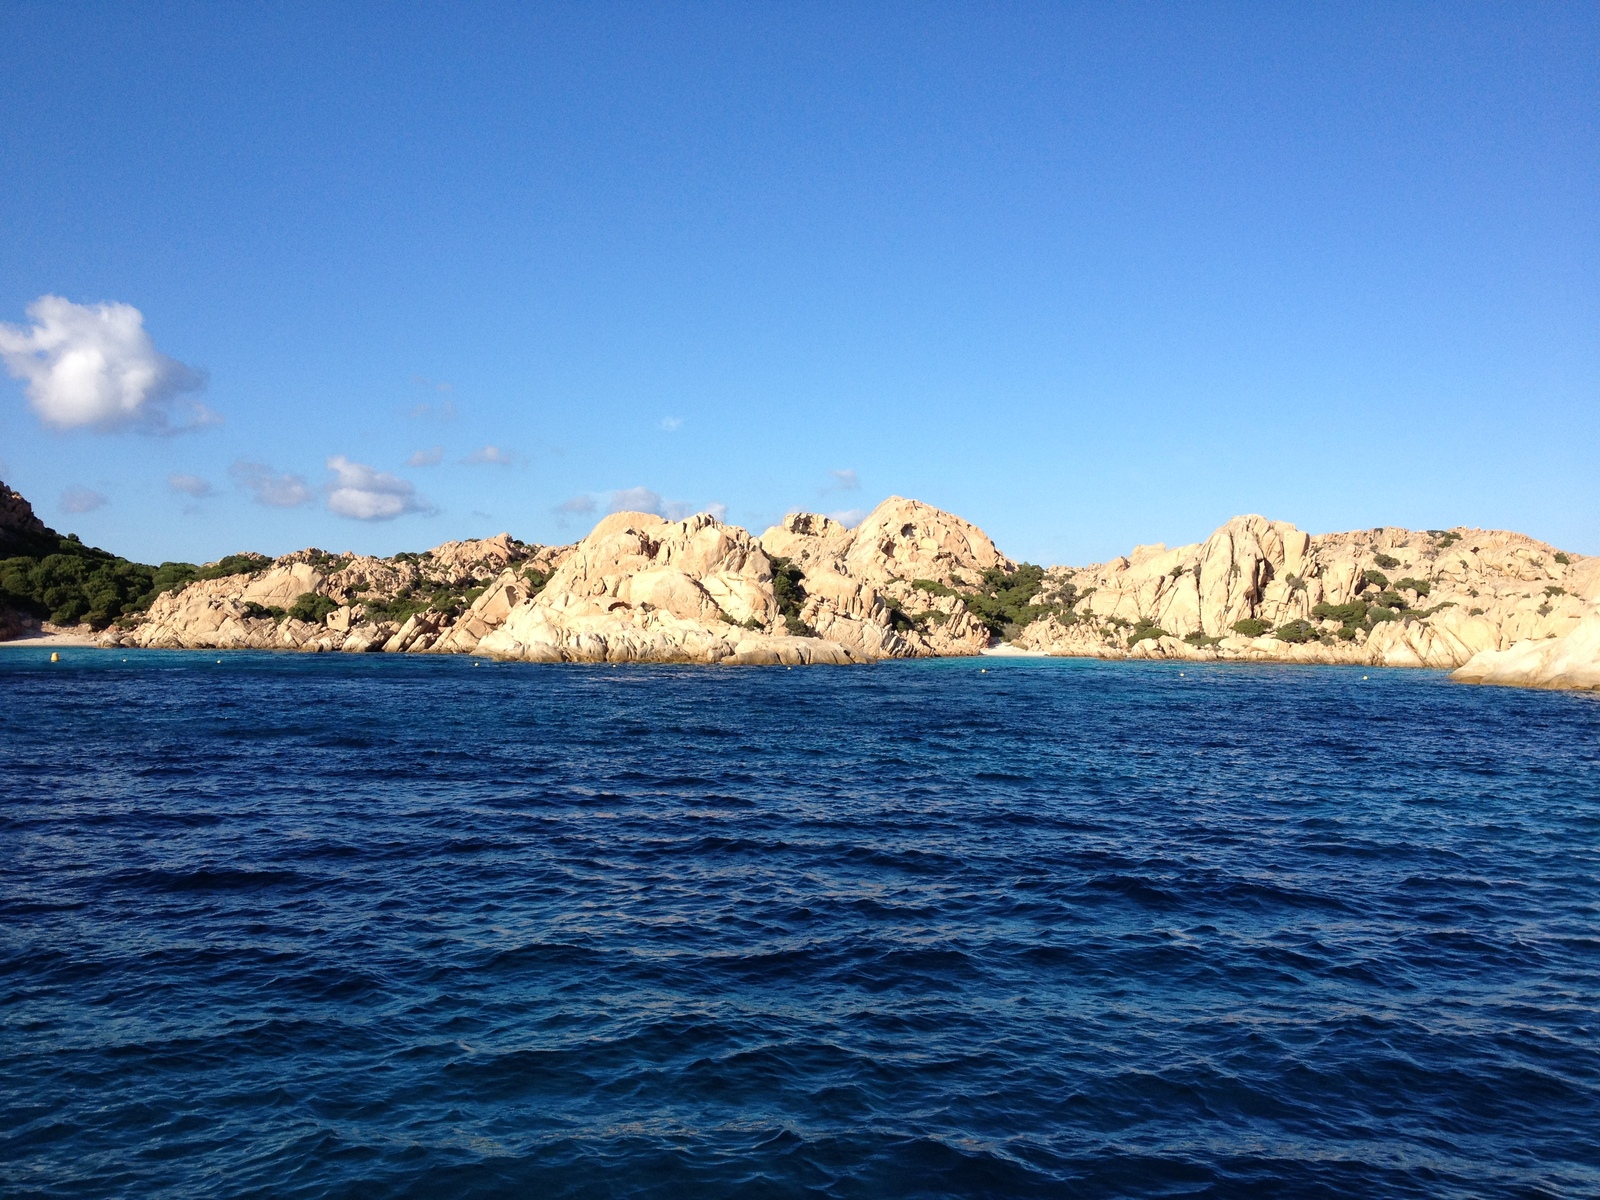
xmin=1 ymin=651 xmax=1597 ymax=1198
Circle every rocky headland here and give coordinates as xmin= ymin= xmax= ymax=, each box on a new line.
xmin=3 ymin=477 xmax=1596 ymax=689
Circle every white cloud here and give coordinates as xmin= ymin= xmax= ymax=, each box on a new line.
xmin=828 ymin=508 xmax=868 ymax=529
xmin=605 ymin=486 xmax=714 ymax=522
xmin=0 ymin=295 xmax=213 ymax=433
xmin=461 ymin=444 xmax=520 ymax=466
xmin=557 ymin=494 xmax=598 ymax=515
xmin=706 ymin=502 xmax=728 ymax=521
xmin=609 ymin=486 xmax=664 ymax=514
xmin=61 ymin=485 xmax=108 ymax=513
xmin=407 ymin=446 xmax=444 ymax=467
xmin=231 ymin=460 xmax=314 ymax=508
xmin=660 ymin=416 xmax=683 ymax=432
xmin=828 ymin=468 xmax=860 ymax=492
xmin=403 ymin=381 xmax=455 ymax=421
xmin=168 ymin=473 xmax=213 ymax=498
xmin=326 ymin=455 xmax=430 ymax=521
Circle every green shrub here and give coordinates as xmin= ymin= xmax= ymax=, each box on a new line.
xmin=1363 ymin=569 xmax=1390 ymax=589
xmin=287 ymin=592 xmax=339 ymax=624
xmin=1312 ymin=600 xmax=1368 ymax=625
xmin=522 ymin=567 xmax=550 ymax=594
xmin=1538 ymin=601 xmax=1552 ymax=617
xmin=1430 ymin=530 xmax=1460 ymax=548
xmin=1274 ymin=619 xmax=1318 ymax=644
xmin=1554 ymin=552 xmax=1571 ymax=566
xmin=1395 ymin=577 xmax=1432 ymax=596
xmin=1376 ymin=590 xmax=1405 ymax=610
xmin=962 ymin=563 xmax=1051 ymax=637
xmin=1128 ymin=621 xmax=1168 ymax=645
xmin=1336 ymin=626 xmax=1357 ymax=641
xmin=1373 ymin=554 xmax=1400 ymax=570
xmin=1230 ymin=618 xmax=1268 ymax=637
xmin=765 ymin=556 xmax=819 ymax=637
xmin=1183 ymin=631 xmax=1221 ymax=647
xmin=242 ymin=602 xmax=286 ymax=621
xmin=198 ymin=553 xmax=269 ymax=580
xmin=1367 ymin=605 xmax=1399 ymax=623
xmin=1468 ymin=607 xmax=1483 ymax=616
xmin=881 ymin=595 xmax=916 ymax=633
xmin=1545 ymin=585 xmax=1566 ymax=597
xmin=911 ymin=578 xmax=955 ymax=597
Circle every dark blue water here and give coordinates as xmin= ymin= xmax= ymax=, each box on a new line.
xmin=2 ymin=651 xmax=1598 ymax=1199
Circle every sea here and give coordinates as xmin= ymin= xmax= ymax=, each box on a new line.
xmin=2 ymin=649 xmax=1597 ymax=1199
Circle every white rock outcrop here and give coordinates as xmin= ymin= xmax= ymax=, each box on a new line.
xmin=477 ymin=511 xmax=860 ymax=664
xmin=1014 ymin=516 xmax=1598 ymax=678
xmin=1451 ymin=611 xmax=1600 ymax=691
xmin=90 ymin=493 xmax=1600 ymax=687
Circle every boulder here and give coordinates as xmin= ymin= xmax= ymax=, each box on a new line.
xmin=1452 ymin=611 xmax=1600 ymax=691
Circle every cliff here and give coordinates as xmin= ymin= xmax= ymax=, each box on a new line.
xmin=4 ymin=473 xmax=1591 ymax=688
xmin=0 ymin=480 xmax=52 ymax=556
xmin=1011 ymin=515 xmax=1600 ymax=689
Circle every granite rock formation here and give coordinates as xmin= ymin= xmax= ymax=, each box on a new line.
xmin=1 ymin=471 xmax=1584 ymax=687
xmin=1012 ymin=516 xmax=1599 ymax=679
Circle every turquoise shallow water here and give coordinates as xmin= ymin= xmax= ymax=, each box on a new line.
xmin=2 ymin=650 xmax=1598 ymax=1198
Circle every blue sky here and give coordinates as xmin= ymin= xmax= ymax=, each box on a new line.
xmin=1 ymin=2 xmax=1595 ymax=565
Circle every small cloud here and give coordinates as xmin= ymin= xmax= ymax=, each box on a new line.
xmin=403 ymin=385 xmax=456 ymax=421
xmin=828 ymin=508 xmax=868 ymax=529
xmin=167 ymin=473 xmax=213 ymax=498
xmin=326 ymin=455 xmax=431 ymax=521
xmin=604 ymin=486 xmax=713 ymax=521
xmin=407 ymin=446 xmax=444 ymax=467
xmin=609 ymin=486 xmax=664 ymax=514
xmin=660 ymin=416 xmax=683 ymax=432
xmin=706 ymin=502 xmax=728 ymax=521
xmin=61 ymin=485 xmax=108 ymax=514
xmin=231 ymin=460 xmax=314 ymax=508
xmin=825 ymin=468 xmax=860 ymax=493
xmin=0 ymin=295 xmax=213 ymax=433
xmin=460 ymin=444 xmax=521 ymax=466
xmin=557 ymin=494 xmax=598 ymax=515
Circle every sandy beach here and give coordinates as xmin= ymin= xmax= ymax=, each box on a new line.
xmin=0 ymin=629 xmax=107 ymax=649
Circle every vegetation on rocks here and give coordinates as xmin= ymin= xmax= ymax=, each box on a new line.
xmin=287 ymin=592 xmax=339 ymax=624
xmin=1231 ymin=618 xmax=1268 ymax=637
xmin=0 ymin=529 xmax=268 ymax=631
xmin=1274 ymin=619 xmax=1318 ymax=644
xmin=357 ymin=579 xmax=490 ymax=626
xmin=959 ymin=563 xmax=1065 ymax=639
xmin=767 ymin=556 xmax=818 ymax=637
xmin=1128 ymin=619 xmax=1169 ymax=645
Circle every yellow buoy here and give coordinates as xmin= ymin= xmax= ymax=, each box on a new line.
xmin=50 ymin=652 xmax=59 ymax=663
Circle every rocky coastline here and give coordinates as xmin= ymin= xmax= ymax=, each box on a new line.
xmin=3 ymin=478 xmax=1596 ymax=690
